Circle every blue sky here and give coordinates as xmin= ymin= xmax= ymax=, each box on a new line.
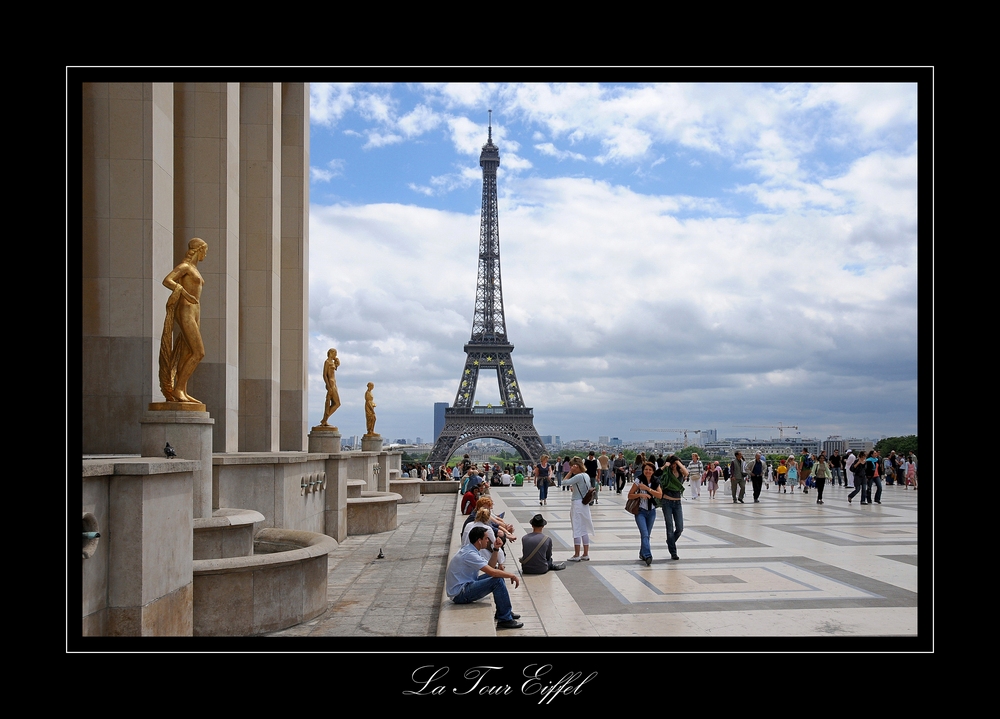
xmin=306 ymin=82 xmax=919 ymax=446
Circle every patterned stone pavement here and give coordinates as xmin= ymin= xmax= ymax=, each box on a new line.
xmin=267 ymin=478 xmax=920 ymax=639
xmin=491 ymin=479 xmax=919 ymax=637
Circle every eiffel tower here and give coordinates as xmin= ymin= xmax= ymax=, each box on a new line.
xmin=428 ymin=113 xmax=546 ymax=464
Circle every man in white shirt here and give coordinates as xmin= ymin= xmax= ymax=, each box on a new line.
xmin=445 ymin=527 xmax=523 ymax=629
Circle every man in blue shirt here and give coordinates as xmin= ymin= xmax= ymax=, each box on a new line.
xmin=445 ymin=526 xmax=523 ymax=629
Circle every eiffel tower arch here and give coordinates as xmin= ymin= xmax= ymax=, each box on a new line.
xmin=428 ymin=114 xmax=547 ymax=465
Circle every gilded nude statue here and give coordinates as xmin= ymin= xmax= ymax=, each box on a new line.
xmin=320 ymin=348 xmax=341 ymax=428
xmin=159 ymin=238 xmax=207 ymax=404
xmin=364 ymin=382 xmax=377 ymax=435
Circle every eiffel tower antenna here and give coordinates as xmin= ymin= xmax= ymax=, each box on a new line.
xmin=428 ymin=118 xmax=546 ymax=464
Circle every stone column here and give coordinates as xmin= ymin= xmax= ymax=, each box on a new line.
xmin=173 ymin=82 xmax=241 ymax=452
xmin=238 ymin=82 xmax=281 ymax=451
xmin=82 ymin=82 xmax=174 ymax=454
xmin=140 ymin=411 xmax=215 ymax=519
xmin=280 ymin=82 xmax=310 ymax=450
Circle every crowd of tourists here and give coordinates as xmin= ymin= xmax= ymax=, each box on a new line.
xmin=445 ymin=446 xmax=916 ymax=629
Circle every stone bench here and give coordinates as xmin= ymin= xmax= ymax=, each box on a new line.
xmin=193 ymin=508 xmax=264 ymax=560
xmin=346 ymin=491 xmax=403 ymax=535
xmin=346 ymin=479 xmax=366 ymax=498
xmin=389 ymin=478 xmax=421 ymax=503
xmin=436 ymin=493 xmax=498 ymax=637
xmin=420 ymin=480 xmax=461 ymax=494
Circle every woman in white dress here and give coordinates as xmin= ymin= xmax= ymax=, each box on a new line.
xmin=564 ymin=457 xmax=596 ymax=561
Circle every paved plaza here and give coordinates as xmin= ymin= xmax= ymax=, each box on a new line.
xmin=486 ymin=480 xmax=918 ymax=638
xmin=269 ymin=478 xmax=918 ymax=640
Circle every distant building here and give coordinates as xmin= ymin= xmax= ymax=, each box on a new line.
xmin=822 ymin=436 xmax=847 ymax=455
xmin=433 ymin=402 xmax=448 ymax=442
xmin=700 ymin=429 xmax=717 ymax=443
xmin=599 ymin=435 xmax=609 ymax=446
xmin=610 ymin=437 xmax=622 ymax=446
xmin=845 ymin=438 xmax=874 ymax=454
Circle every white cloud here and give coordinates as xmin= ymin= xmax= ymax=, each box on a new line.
xmin=364 ymin=131 xmax=403 ymax=149
xmin=311 ymin=166 xmax=334 ymax=182
xmin=534 ymin=143 xmax=587 ymax=161
xmin=310 ymin=83 xmax=355 ymax=127
xmin=357 ymin=91 xmax=395 ymax=123
xmin=446 ymin=115 xmax=484 ymax=155
xmin=499 ymin=153 xmax=532 ymax=172
xmin=397 ymin=104 xmax=442 ymax=138
xmin=310 ymin=158 xmax=345 ymax=182
xmin=800 ymin=83 xmax=917 ymax=136
xmin=436 ymin=82 xmax=494 ymax=108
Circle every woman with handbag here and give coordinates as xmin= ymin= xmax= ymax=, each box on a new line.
xmin=565 ymin=457 xmax=596 ymax=561
xmin=627 ymin=462 xmax=662 ymax=566
xmin=535 ymin=454 xmax=553 ymax=506
xmin=705 ymin=461 xmax=721 ymax=499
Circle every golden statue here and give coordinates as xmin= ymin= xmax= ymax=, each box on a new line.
xmin=364 ymin=382 xmax=377 ymax=435
xmin=320 ymin=348 xmax=341 ymax=428
xmin=157 ymin=238 xmax=207 ymax=406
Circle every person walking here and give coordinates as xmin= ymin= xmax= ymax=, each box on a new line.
xmin=730 ymin=451 xmax=747 ymax=503
xmin=613 ymin=452 xmax=628 ymax=494
xmin=830 ymin=449 xmax=844 ymax=486
xmin=865 ymin=450 xmax=883 ymax=504
xmin=748 ymin=451 xmax=765 ymax=502
xmin=800 ymin=450 xmax=814 ymax=494
xmin=565 ymin=457 xmax=596 ymax=561
xmin=813 ymin=453 xmax=831 ymax=504
xmin=848 ymin=452 xmax=868 ymax=504
xmin=705 ymin=461 xmax=721 ymax=499
xmin=905 ymin=452 xmax=918 ymax=489
xmin=628 ymin=462 xmax=662 ymax=566
xmin=534 ymin=454 xmax=552 ymax=506
xmin=786 ymin=455 xmax=798 ymax=493
xmin=687 ymin=453 xmax=704 ymax=500
xmin=661 ymin=455 xmax=687 ymax=560
xmin=598 ymin=449 xmax=611 ymax=489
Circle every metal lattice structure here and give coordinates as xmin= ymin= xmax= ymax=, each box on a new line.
xmin=428 ymin=115 xmax=546 ymax=464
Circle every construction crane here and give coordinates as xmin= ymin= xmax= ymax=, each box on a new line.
xmin=734 ymin=423 xmax=799 ymax=440
xmin=630 ymin=428 xmax=702 ymax=446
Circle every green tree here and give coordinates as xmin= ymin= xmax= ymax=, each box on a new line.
xmin=875 ymin=435 xmax=918 ymax=456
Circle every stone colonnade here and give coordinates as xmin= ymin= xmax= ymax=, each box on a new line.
xmin=82 ymin=82 xmax=309 ymax=454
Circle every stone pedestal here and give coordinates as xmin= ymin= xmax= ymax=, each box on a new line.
xmin=361 ymin=433 xmax=383 ymax=453
xmin=308 ymin=426 xmax=341 ymax=453
xmin=83 ymin=458 xmax=198 ymax=636
xmin=141 ymin=411 xmax=215 ymax=519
